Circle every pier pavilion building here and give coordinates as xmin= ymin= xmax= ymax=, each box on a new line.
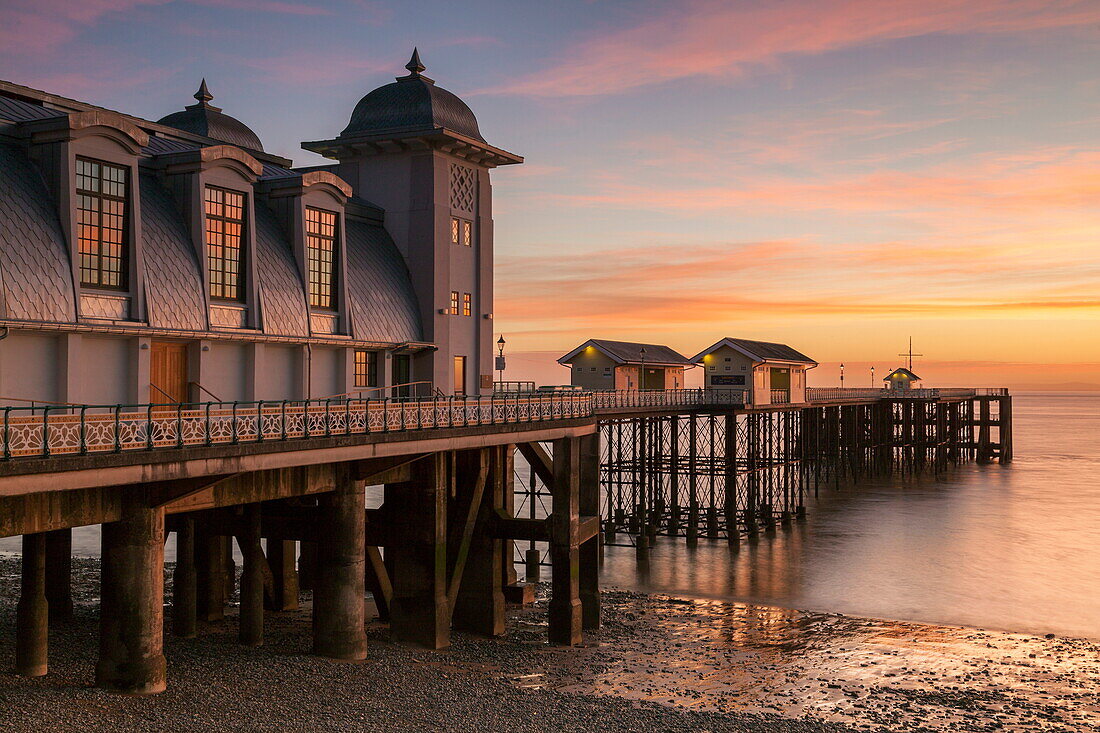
xmin=690 ymin=338 xmax=817 ymax=406
xmin=0 ymin=50 xmax=519 ymax=406
xmin=558 ymin=339 xmax=695 ymax=391
xmin=884 ymin=367 xmax=922 ymax=391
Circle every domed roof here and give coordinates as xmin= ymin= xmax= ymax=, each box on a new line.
xmin=341 ymin=49 xmax=484 ymax=142
xmin=157 ymin=80 xmax=264 ymax=152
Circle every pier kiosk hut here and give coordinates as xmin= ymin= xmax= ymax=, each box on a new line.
xmin=883 ymin=367 xmax=921 ymax=391
xmin=558 ymin=339 xmax=694 ymax=390
xmin=691 ymin=338 xmax=817 ymax=406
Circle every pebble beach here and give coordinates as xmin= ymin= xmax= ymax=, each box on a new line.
xmin=0 ymin=555 xmax=1096 ymax=732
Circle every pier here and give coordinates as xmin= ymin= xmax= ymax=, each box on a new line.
xmin=0 ymin=386 xmax=1011 ymax=693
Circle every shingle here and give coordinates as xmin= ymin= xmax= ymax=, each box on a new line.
xmin=345 ymin=219 xmax=421 ymax=343
xmin=0 ymin=144 xmax=76 ymax=322
xmin=723 ymin=338 xmax=815 ymax=363
xmin=588 ymin=340 xmax=693 ymax=365
xmin=139 ymin=173 xmax=206 ymax=330
xmin=254 ymin=200 xmax=310 ymax=337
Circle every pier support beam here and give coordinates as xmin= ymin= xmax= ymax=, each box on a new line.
xmin=238 ymin=504 xmax=264 ymax=647
xmin=549 ymin=436 xmax=583 ymax=646
xmin=195 ymin=528 xmax=228 ymax=622
xmin=312 ymin=465 xmax=367 ymax=661
xmin=579 ymin=432 xmax=601 ymax=631
xmin=15 ymin=533 xmax=48 ymax=677
xmin=173 ymin=517 xmax=197 ymax=638
xmin=388 ymin=453 xmax=450 ymax=649
xmin=44 ymin=529 xmax=73 ymax=626
xmin=452 ymin=448 xmax=504 ymax=637
xmin=265 ymin=540 xmax=299 ymax=612
xmin=96 ymin=490 xmax=167 ymax=695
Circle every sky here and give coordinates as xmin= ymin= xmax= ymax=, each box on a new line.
xmin=2 ymin=0 xmax=1097 ymax=388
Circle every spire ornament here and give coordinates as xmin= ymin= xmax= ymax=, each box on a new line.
xmin=194 ymin=79 xmax=213 ymax=105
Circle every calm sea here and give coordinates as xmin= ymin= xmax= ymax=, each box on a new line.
xmin=601 ymin=392 xmax=1100 ymax=639
xmin=2 ymin=392 xmax=1097 ymax=639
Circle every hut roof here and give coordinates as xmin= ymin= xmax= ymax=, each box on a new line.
xmin=884 ymin=367 xmax=921 ymax=381
xmin=690 ymin=338 xmax=816 ymax=365
xmin=558 ymin=339 xmax=694 ymax=367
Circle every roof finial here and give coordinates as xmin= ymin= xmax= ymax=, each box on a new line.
xmin=405 ymin=48 xmax=425 ymax=76
xmin=194 ymin=78 xmax=213 ymax=105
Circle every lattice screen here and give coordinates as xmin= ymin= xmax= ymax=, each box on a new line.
xmin=449 ymin=163 xmax=476 ymax=212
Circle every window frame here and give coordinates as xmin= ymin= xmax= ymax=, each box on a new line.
xmin=353 ymin=349 xmax=378 ymax=389
xmin=462 ymin=292 xmax=472 ymax=317
xmin=449 ymin=291 xmax=460 ymax=315
xmin=204 ymin=185 xmax=247 ymax=303
xmin=305 ymin=206 xmax=339 ymax=311
xmin=75 ymin=156 xmax=129 ymax=291
xmin=450 ymin=216 xmax=473 ymax=247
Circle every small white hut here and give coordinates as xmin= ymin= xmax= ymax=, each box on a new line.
xmin=690 ymin=338 xmax=817 ymax=406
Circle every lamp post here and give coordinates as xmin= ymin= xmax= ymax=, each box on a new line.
xmin=639 ymin=347 xmax=647 ymax=391
xmin=870 ymin=365 xmax=875 ymax=388
xmin=496 ymin=335 xmax=506 ymax=392
xmin=840 ymin=363 xmax=845 ymax=388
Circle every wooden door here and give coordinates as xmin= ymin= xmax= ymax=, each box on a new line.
xmin=150 ymin=341 xmax=189 ymax=404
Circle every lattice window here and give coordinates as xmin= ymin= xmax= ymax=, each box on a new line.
xmin=449 ymin=163 xmax=475 ymax=211
xmin=450 ymin=216 xmax=473 ymax=246
xmin=462 ymin=292 xmax=472 ymax=317
xmin=76 ymin=158 xmax=128 ymax=289
xmin=354 ymin=350 xmax=378 ymax=388
xmin=306 ymin=207 xmax=338 ymax=310
xmin=204 ymin=186 xmax=246 ymax=301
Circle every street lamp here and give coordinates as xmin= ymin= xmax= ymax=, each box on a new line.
xmin=840 ymin=363 xmax=845 ymax=387
xmin=870 ymin=365 xmax=875 ymax=387
xmin=639 ymin=347 xmax=647 ymax=391
xmin=496 ymin=335 xmax=506 ymax=391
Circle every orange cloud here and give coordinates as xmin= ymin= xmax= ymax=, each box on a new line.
xmin=488 ymin=0 xmax=1100 ymax=97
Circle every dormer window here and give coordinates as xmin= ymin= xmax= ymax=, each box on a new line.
xmin=204 ymin=186 xmax=246 ymax=302
xmin=76 ymin=157 xmax=128 ymax=290
xmin=306 ymin=207 xmax=338 ymax=310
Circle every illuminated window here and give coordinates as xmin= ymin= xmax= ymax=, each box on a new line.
xmin=462 ymin=292 xmax=472 ymax=316
xmin=451 ymin=217 xmax=473 ymax=246
xmin=204 ymin=186 xmax=246 ymax=301
xmin=306 ymin=207 xmax=338 ymax=310
xmin=76 ymin=158 xmax=128 ymax=289
xmin=450 ymin=291 xmax=459 ymax=315
xmin=354 ymin=350 xmax=378 ymax=389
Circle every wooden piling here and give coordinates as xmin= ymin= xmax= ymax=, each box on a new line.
xmin=15 ymin=533 xmax=48 ymax=677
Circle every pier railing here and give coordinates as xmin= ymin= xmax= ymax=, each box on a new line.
xmin=0 ymin=393 xmax=591 ymax=460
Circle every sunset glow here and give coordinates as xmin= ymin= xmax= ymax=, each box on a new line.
xmin=2 ymin=0 xmax=1097 ymax=387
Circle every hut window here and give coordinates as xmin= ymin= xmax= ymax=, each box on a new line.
xmin=354 ymin=350 xmax=378 ymax=388
xmin=306 ymin=207 xmax=338 ymax=310
xmin=76 ymin=157 xmax=128 ymax=290
xmin=205 ymin=186 xmax=246 ymax=302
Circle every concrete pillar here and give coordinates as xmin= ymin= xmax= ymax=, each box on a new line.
xmin=15 ymin=533 xmax=48 ymax=677
xmin=388 ymin=453 xmax=451 ymax=649
xmin=312 ymin=465 xmax=367 ymax=660
xmin=238 ymin=504 xmax=264 ymax=647
xmin=173 ymin=517 xmax=197 ymax=638
xmin=549 ymin=437 xmax=583 ymax=646
xmin=96 ymin=490 xmax=167 ymax=695
xmin=298 ymin=541 xmax=317 ymax=591
xmin=44 ymin=528 xmax=73 ymax=626
xmin=452 ymin=448 xmax=505 ymax=637
xmin=578 ymin=432 xmax=601 ymax=631
xmin=266 ymin=540 xmax=299 ymax=612
xmin=195 ymin=528 xmax=227 ymax=621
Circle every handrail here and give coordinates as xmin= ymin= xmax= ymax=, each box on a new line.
xmin=188 ymin=381 xmax=223 ymax=402
xmin=149 ymin=384 xmax=178 ymax=403
xmin=325 ymin=381 xmax=435 ymax=400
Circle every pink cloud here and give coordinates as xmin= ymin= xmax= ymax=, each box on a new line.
xmin=0 ymin=0 xmax=169 ymax=54
xmin=488 ymin=0 xmax=1100 ymax=97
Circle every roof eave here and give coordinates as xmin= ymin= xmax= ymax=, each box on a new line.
xmin=302 ymin=127 xmax=523 ymax=167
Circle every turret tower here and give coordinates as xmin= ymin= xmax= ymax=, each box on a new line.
xmin=303 ymin=50 xmax=523 ymax=394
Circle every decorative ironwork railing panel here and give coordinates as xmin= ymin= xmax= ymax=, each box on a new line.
xmin=0 ymin=394 xmax=593 ymax=460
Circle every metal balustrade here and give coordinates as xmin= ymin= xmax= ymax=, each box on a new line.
xmin=0 ymin=385 xmax=1006 ymax=461
xmin=0 ymin=393 xmax=592 ymax=460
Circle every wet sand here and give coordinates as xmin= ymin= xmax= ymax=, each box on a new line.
xmin=0 ymin=556 xmax=1096 ymax=732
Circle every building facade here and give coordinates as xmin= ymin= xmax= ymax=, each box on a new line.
xmin=691 ymin=338 xmax=817 ymax=406
xmin=0 ymin=51 xmax=520 ymax=407
xmin=558 ymin=340 xmax=693 ymax=390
